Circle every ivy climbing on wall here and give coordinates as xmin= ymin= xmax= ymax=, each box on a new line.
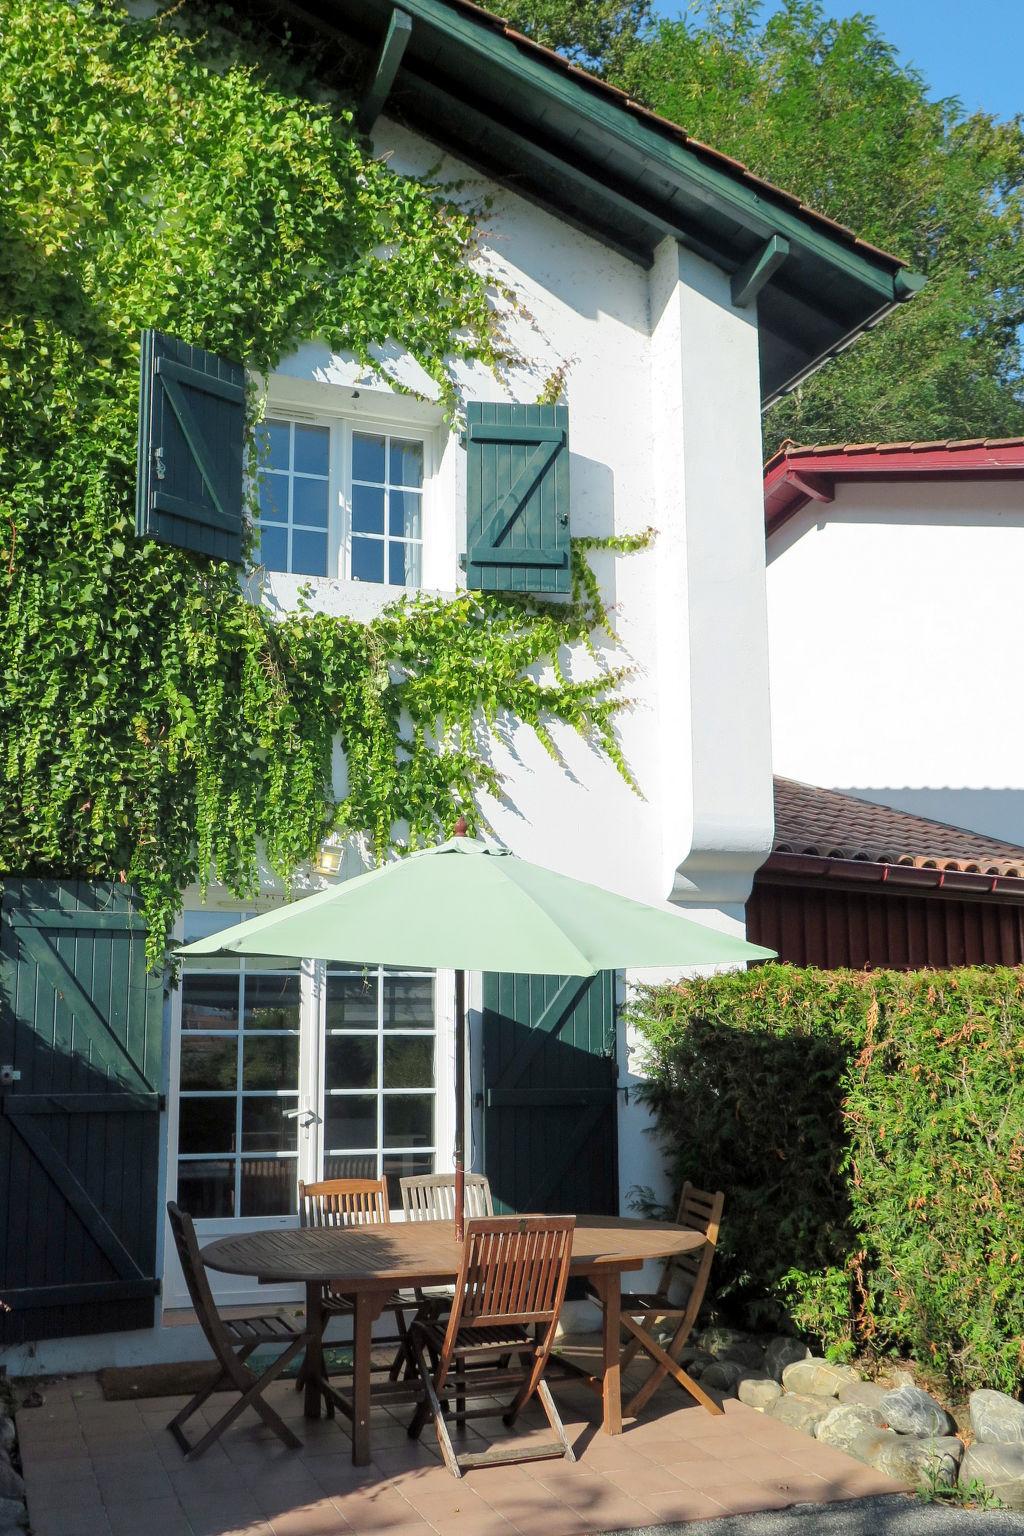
xmin=0 ymin=0 xmax=645 ymax=963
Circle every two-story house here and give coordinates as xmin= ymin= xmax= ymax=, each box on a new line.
xmin=0 ymin=0 xmax=916 ymax=1374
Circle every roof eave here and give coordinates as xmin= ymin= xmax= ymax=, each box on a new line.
xmin=759 ymin=851 xmax=1024 ymax=903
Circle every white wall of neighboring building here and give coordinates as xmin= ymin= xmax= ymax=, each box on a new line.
xmin=1 ymin=116 xmax=775 ymax=1375
xmin=766 ymin=476 xmax=1024 ymax=843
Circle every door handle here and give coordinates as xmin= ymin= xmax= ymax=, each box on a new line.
xmin=284 ymin=1107 xmax=322 ymax=1128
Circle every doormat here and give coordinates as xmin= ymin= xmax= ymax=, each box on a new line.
xmin=98 ymin=1345 xmax=356 ymax=1401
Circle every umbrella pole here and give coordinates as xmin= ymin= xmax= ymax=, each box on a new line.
xmin=453 ymin=968 xmax=466 ymax=1242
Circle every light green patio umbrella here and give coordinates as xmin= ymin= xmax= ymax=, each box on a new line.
xmin=180 ymin=830 xmax=773 ymax=1235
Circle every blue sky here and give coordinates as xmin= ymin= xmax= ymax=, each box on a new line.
xmin=653 ymin=1 xmax=1023 ymax=123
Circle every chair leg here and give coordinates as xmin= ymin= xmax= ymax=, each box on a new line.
xmin=622 ymin=1313 xmax=723 ymax=1419
xmin=407 ymin=1330 xmax=462 ymax=1476
xmin=535 ymin=1378 xmax=576 ymax=1463
xmin=171 ymin=1337 xmax=309 ymax=1460
xmin=389 ymin=1305 xmax=413 ymax=1382
xmin=455 ymin=1355 xmax=466 ymax=1430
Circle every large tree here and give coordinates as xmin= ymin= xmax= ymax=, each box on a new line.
xmin=495 ymin=0 xmax=651 ymax=76
xmin=610 ymin=1 xmax=1024 ymax=449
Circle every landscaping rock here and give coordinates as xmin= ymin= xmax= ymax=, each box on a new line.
xmin=837 ymin=1380 xmax=890 ymax=1414
xmin=763 ymin=1335 xmax=810 ymax=1381
xmin=961 ymin=1442 xmax=1024 ymax=1509
xmin=698 ymin=1327 xmax=757 ymax=1361
xmin=737 ymin=1376 xmax=782 ymax=1412
xmin=0 ymin=1496 xmax=27 ymax=1532
xmin=769 ymin=1391 xmax=834 ymax=1436
xmin=815 ymin=1402 xmax=885 ymax=1454
xmin=879 ymin=1382 xmax=955 ymax=1437
xmin=781 ymin=1357 xmax=860 ymax=1398
xmin=677 ymin=1346 xmax=715 ymax=1373
xmin=0 ymin=1421 xmax=13 ymax=1457
xmin=0 ymin=1468 xmax=23 ymax=1505
xmin=851 ymin=1429 xmax=962 ymax=1488
xmin=970 ymin=1389 xmax=1024 ymax=1445
xmin=701 ymin=1359 xmax=744 ymax=1393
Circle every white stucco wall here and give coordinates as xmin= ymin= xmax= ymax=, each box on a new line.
xmin=767 ymin=476 xmax=1024 ymax=842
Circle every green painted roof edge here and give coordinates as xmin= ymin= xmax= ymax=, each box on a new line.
xmin=386 ymin=0 xmax=918 ymax=305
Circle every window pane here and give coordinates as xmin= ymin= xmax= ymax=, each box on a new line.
xmin=180 ymin=1036 xmax=237 ymax=1091
xmin=326 ymin=973 xmax=378 ymax=1029
xmin=389 ymin=541 xmax=421 ymax=587
xmin=326 ymin=1035 xmax=377 ymax=1091
xmin=178 ymin=1097 xmax=236 ymax=1154
xmin=352 ymin=432 xmax=386 ymax=483
xmin=244 ymin=974 xmax=301 ymax=1032
xmin=242 ymin=1098 xmax=298 ymax=1152
xmin=292 ymin=477 xmax=329 ymax=529
xmin=324 ymin=1095 xmax=377 ymax=1150
xmin=382 ymin=1152 xmax=433 ymax=1206
xmin=383 ymin=1095 xmax=433 ymax=1149
xmin=383 ymin=976 xmax=434 ymax=1030
xmin=291 ymin=530 xmax=328 ymax=577
xmin=390 ymin=438 xmax=423 ymax=489
xmin=259 ymin=525 xmax=288 ymax=573
xmin=383 ymin=1036 xmax=434 ymax=1089
xmin=183 ymin=911 xmax=252 ymax=945
xmin=352 ymin=484 xmax=384 ymax=535
xmin=177 ymin=1159 xmax=234 ymax=1218
xmin=259 ymin=474 xmax=288 ymax=522
xmin=325 ymin=1153 xmax=378 ymax=1182
xmin=260 ymin=419 xmax=291 ymax=471
xmin=182 ymin=974 xmax=239 ymax=1032
xmin=242 ymin=1035 xmax=299 ymax=1089
xmin=294 ymin=423 xmax=329 ymax=477
xmin=351 ymin=537 xmax=384 ymax=583
xmin=389 ymin=489 xmax=421 ymax=540
xmin=240 ymin=1158 xmax=297 ymax=1217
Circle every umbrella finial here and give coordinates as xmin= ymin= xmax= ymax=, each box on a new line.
xmin=453 ymin=814 xmax=468 ymax=838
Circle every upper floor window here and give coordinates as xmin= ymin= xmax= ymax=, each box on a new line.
xmin=254 ymin=411 xmax=428 ymax=586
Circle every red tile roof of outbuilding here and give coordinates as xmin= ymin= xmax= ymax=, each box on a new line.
xmin=764 ymin=436 xmax=1024 ymax=533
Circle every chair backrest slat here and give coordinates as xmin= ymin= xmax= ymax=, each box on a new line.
xmin=400 ymin=1173 xmax=494 ymax=1222
xmin=444 ymin=1216 xmax=575 ymax=1337
xmin=655 ymin=1182 xmax=725 ymax=1320
xmin=167 ymin=1202 xmax=236 ymax=1370
xmin=299 ymin=1177 xmax=390 ymax=1228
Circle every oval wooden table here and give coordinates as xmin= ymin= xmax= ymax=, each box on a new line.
xmin=203 ymin=1215 xmax=704 ymax=1465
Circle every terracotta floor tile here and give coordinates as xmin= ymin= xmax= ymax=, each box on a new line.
xmin=25 ymin=1471 xmax=102 ymax=1511
xmin=28 ymin=1510 xmax=113 ymax=1536
xmin=105 ymin=1496 xmax=194 ymax=1536
xmin=631 ymin=1437 xmax=723 ymax=1467
xmin=169 ymin=1463 xmax=253 ymax=1498
xmin=367 ymin=1444 xmax=440 ymax=1477
xmin=399 ymin=1484 xmax=493 ymax=1522
xmin=176 ymin=1488 xmax=264 ymax=1528
xmin=267 ymin=1496 xmax=357 ymax=1534
xmin=422 ymin=1514 xmax=516 ymax=1536
xmin=330 ymin=1486 xmax=426 ymax=1531
xmin=603 ymin=1458 xmax=689 ymax=1495
xmin=97 ymin=1465 xmax=176 ymax=1505
xmin=308 ymin=1459 xmax=392 ymax=1497
xmin=640 ymin=1486 xmax=732 ymax=1522
xmin=711 ymin=1477 xmax=801 ymax=1515
xmin=250 ymin=1472 xmax=331 ymax=1516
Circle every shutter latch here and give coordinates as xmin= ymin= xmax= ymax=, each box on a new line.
xmin=154 ymin=446 xmax=166 ymax=481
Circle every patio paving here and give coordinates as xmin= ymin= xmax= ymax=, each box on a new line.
xmin=14 ymin=1370 xmax=906 ymax=1536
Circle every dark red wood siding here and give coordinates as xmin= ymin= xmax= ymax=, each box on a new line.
xmin=747 ymin=878 xmax=1024 ymax=969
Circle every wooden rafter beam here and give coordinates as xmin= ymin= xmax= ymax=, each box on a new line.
xmin=731 ymin=233 xmax=790 ymax=308
xmin=357 ymin=8 xmax=413 ymax=133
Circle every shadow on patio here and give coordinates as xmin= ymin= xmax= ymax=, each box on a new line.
xmin=14 ymin=1366 xmax=906 ymax=1536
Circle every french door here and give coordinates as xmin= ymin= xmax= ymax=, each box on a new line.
xmin=166 ymin=908 xmax=451 ymax=1307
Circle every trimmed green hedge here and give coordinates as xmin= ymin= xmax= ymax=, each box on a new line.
xmin=629 ymin=964 xmax=1024 ymax=1394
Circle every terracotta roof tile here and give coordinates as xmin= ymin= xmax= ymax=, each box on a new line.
xmin=773 ymin=777 xmax=1024 ymax=877
xmin=766 ymin=435 xmax=1024 ymax=470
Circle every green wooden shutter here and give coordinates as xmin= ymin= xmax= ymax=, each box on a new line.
xmin=0 ymin=881 xmax=165 ymax=1343
xmin=136 ymin=329 xmax=246 ymax=563
xmin=465 ymin=402 xmax=570 ymax=594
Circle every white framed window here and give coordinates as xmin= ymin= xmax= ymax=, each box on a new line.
xmin=254 ymin=406 xmax=431 ymax=587
xmin=320 ymin=965 xmax=436 ymax=1199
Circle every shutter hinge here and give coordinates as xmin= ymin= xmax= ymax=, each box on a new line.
xmin=154 ymin=446 xmax=166 ymax=481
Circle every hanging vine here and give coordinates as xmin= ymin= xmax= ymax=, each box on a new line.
xmin=0 ymin=0 xmax=647 ymax=963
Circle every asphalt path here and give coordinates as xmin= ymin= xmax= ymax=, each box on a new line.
xmin=610 ymin=1494 xmax=1024 ymax=1536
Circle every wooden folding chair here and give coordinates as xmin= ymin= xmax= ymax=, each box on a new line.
xmin=407 ymin=1215 xmax=577 ymax=1478
xmin=296 ymin=1177 xmax=413 ymax=1402
xmin=165 ymin=1202 xmax=313 ymax=1460
xmin=590 ymin=1183 xmax=725 ymax=1418
xmin=400 ymin=1172 xmax=495 ymax=1222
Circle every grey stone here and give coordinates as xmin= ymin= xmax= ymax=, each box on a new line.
xmin=699 ymin=1327 xmax=754 ymax=1358
xmin=837 ymin=1380 xmax=891 ymax=1414
xmin=852 ymin=1429 xmax=962 ymax=1488
xmin=737 ymin=1376 xmax=782 ymax=1412
xmin=781 ymin=1357 xmax=861 ymax=1398
xmin=0 ymin=1496 xmax=27 ymax=1532
xmin=815 ymin=1402 xmax=885 ymax=1453
xmin=971 ymin=1389 xmax=1024 ymax=1445
xmin=961 ymin=1442 xmax=1024 ymax=1510
xmin=0 ymin=1420 xmax=13 ymax=1457
xmin=769 ymin=1390 xmax=834 ymax=1436
xmin=763 ymin=1335 xmax=811 ymax=1382
xmin=719 ymin=1338 xmax=767 ymax=1370
xmin=701 ymin=1359 xmax=745 ymax=1393
xmin=879 ymin=1382 xmax=955 ymax=1437
xmin=0 ymin=1468 xmax=23 ymax=1505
